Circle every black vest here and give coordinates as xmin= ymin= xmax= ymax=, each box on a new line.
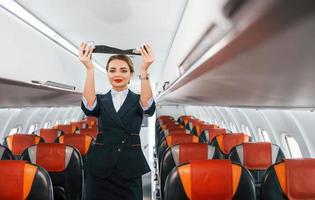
xmin=81 ymin=89 xmax=156 ymax=179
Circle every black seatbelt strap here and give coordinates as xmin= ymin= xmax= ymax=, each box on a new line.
xmin=92 ymin=45 xmax=141 ymax=56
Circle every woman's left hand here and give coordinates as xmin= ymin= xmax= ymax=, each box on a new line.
xmin=140 ymin=44 xmax=154 ymax=72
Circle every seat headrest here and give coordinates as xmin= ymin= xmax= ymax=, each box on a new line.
xmin=166 ymin=135 xmax=199 ymax=147
xmin=196 ymin=124 xmax=219 ymax=136
xmin=216 ymin=133 xmax=250 ymax=154
xmin=79 ymin=128 xmax=98 ymax=138
xmin=177 ymin=160 xmax=241 ymax=200
xmin=39 ymin=128 xmax=61 ymax=143
xmin=158 ymin=115 xmax=174 ymax=121
xmin=167 ymin=127 xmax=186 ymax=131
xmin=166 ymin=129 xmax=188 ymax=136
xmin=6 ymin=134 xmax=42 ymax=155
xmin=204 ymin=128 xmax=226 ymax=142
xmin=56 ymin=125 xmax=76 ymax=134
xmin=189 ymin=119 xmax=203 ymax=128
xmin=86 ymin=116 xmax=97 ymax=127
xmin=27 ymin=143 xmax=73 ymax=172
xmin=179 ymin=115 xmax=194 ymax=125
xmin=161 ymin=125 xmax=183 ymax=131
xmin=160 ymin=117 xmax=176 ymax=123
xmin=242 ymin=142 xmax=273 ymax=169
xmin=163 ymin=123 xmax=182 ymax=128
xmin=70 ymin=121 xmax=87 ymax=129
xmin=0 ymin=160 xmax=37 ymax=200
xmin=58 ymin=135 xmax=93 ymax=155
xmin=171 ymin=144 xmax=215 ymax=165
xmin=274 ymin=159 xmax=315 ymax=200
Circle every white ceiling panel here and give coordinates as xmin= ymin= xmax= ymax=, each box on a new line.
xmin=16 ymin=0 xmax=188 ymax=87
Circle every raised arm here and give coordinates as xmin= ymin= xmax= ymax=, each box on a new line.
xmin=139 ymin=44 xmax=154 ymax=108
xmin=79 ymin=42 xmax=96 ymax=107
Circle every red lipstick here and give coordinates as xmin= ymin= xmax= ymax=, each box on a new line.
xmin=114 ymin=79 xmax=123 ymax=83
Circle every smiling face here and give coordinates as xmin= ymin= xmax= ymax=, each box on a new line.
xmin=107 ymin=59 xmax=132 ymax=90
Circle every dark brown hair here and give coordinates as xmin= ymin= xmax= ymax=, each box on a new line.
xmin=105 ymin=54 xmax=134 ymax=73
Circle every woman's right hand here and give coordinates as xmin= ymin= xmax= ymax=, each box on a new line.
xmin=79 ymin=42 xmax=94 ymax=70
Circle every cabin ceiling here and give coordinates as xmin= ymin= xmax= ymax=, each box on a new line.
xmin=2 ymin=0 xmax=315 ymax=109
xmin=16 ymin=0 xmax=187 ymax=88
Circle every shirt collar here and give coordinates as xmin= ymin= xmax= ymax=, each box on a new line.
xmin=111 ymin=88 xmax=129 ymax=96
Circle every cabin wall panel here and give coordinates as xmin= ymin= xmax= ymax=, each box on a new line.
xmin=288 ymin=111 xmax=315 ymax=157
xmin=240 ymin=109 xmax=274 ymax=142
xmin=156 ymin=105 xmax=185 ymax=120
xmin=260 ymin=110 xmax=311 ymax=157
xmin=0 ymin=106 xmax=82 ymax=140
xmin=0 ymin=109 xmax=20 ymax=140
xmin=214 ymin=107 xmax=236 ymax=131
xmin=4 ymin=109 xmax=32 ymax=135
xmin=227 ymin=108 xmax=258 ymax=140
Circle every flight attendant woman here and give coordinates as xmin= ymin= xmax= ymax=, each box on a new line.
xmin=79 ymin=42 xmax=156 ymax=200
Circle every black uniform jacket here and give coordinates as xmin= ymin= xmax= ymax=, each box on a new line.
xmin=81 ymin=89 xmax=156 ymax=179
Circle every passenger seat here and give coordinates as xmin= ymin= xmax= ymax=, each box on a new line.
xmin=261 ymin=159 xmax=315 ymax=200
xmin=79 ymin=128 xmax=98 ymax=139
xmin=3 ymin=134 xmax=44 ymax=159
xmin=36 ymin=128 xmax=63 ymax=143
xmin=160 ymin=143 xmax=224 ymax=199
xmin=56 ymin=134 xmax=94 ymax=165
xmin=158 ymin=134 xmax=201 ymax=162
xmin=199 ymin=128 xmax=227 ymax=143
xmin=56 ymin=124 xmax=76 ymax=134
xmin=229 ymin=142 xmax=285 ymax=199
xmin=164 ymin=160 xmax=256 ymax=200
xmin=21 ymin=143 xmax=83 ymax=200
xmin=0 ymin=160 xmax=54 ymax=200
xmin=211 ymin=133 xmax=250 ymax=158
xmin=0 ymin=144 xmax=14 ymax=160
xmin=192 ymin=124 xmax=219 ymax=136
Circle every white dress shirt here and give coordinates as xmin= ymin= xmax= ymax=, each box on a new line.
xmin=82 ymin=88 xmax=154 ymax=112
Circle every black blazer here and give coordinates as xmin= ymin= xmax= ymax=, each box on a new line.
xmin=81 ymin=89 xmax=156 ymax=179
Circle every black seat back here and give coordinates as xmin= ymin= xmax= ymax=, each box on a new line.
xmin=261 ymin=159 xmax=315 ymax=200
xmin=164 ymin=160 xmax=256 ymax=200
xmin=0 ymin=160 xmax=53 ymax=200
xmin=160 ymin=143 xmax=224 ymax=199
xmin=21 ymin=143 xmax=83 ymax=200
xmin=0 ymin=144 xmax=14 ymax=160
xmin=229 ymin=142 xmax=285 ymax=199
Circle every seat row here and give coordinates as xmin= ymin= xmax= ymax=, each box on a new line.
xmin=155 ymin=115 xmax=315 ymax=200
xmin=0 ymin=116 xmax=98 ymax=199
xmin=0 ymin=143 xmax=83 ymax=200
xmin=2 ymin=133 xmax=94 ymax=161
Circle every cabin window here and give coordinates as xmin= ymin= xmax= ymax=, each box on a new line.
xmin=261 ymin=129 xmax=271 ymax=142
xmin=54 ymin=120 xmax=61 ymax=127
xmin=229 ymin=122 xmax=237 ymax=132
xmin=214 ymin=119 xmax=219 ymax=127
xmin=221 ymin=120 xmax=226 ymax=128
xmin=9 ymin=126 xmax=22 ymax=135
xmin=242 ymin=124 xmax=252 ymax=136
xmin=43 ymin=121 xmax=51 ymax=128
xmin=28 ymin=123 xmax=38 ymax=134
xmin=284 ymin=135 xmax=303 ymax=158
xmin=64 ymin=119 xmax=69 ymax=124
